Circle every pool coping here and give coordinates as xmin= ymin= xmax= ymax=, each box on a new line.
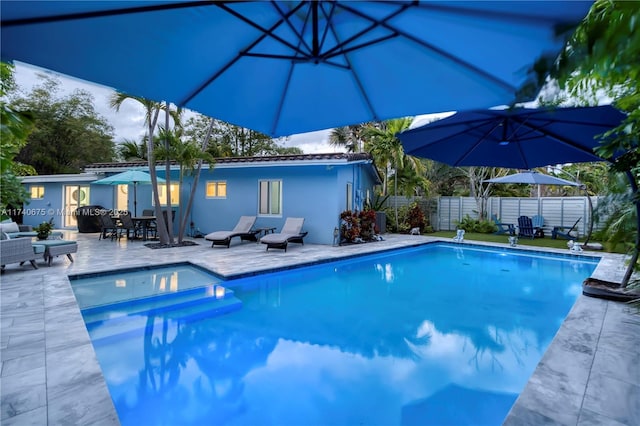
xmin=1 ymin=234 xmax=637 ymax=425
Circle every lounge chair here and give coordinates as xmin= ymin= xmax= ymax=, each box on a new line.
xmin=205 ymin=216 xmax=258 ymax=248
xmin=491 ymin=214 xmax=515 ymax=236
xmin=260 ymin=217 xmax=308 ymax=252
xmin=552 ymin=218 xmax=581 ymax=240
xmin=517 ymin=216 xmax=536 ymax=239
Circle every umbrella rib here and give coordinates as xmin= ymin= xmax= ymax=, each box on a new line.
xmin=510 ymin=116 xmax=608 ymax=162
xmin=338 ymin=4 xmax=516 ymax=93
xmin=179 ymin=1 xmax=305 ymax=106
xmin=2 ymin=1 xmax=211 ymax=26
xmin=270 ymin=0 xmax=314 ymax=57
xmin=215 ymin=1 xmax=309 ymax=57
xmin=267 ymin=2 xmax=317 ymax=135
xmin=453 ymin=121 xmax=508 ymax=167
xmin=321 ymin=6 xmax=388 ymax=122
xmin=318 ymin=2 xmax=409 ymax=60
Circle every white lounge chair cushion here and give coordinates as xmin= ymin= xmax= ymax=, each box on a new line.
xmin=260 ymin=233 xmax=299 ymax=244
xmin=205 ymin=216 xmax=256 ymax=241
xmin=260 ymin=218 xmax=305 ymax=244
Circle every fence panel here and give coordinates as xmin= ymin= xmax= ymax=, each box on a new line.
xmin=383 ymin=195 xmax=602 ymax=235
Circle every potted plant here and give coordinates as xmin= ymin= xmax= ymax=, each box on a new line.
xmin=34 ymin=220 xmax=54 ymax=240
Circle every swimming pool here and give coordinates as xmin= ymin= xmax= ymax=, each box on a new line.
xmin=70 ymin=243 xmax=599 ymax=426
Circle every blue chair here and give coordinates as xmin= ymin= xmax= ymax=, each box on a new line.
xmin=532 ymin=215 xmax=545 ymax=238
xmin=552 ymin=218 xmax=581 ymax=240
xmin=491 ymin=214 xmax=515 ymax=236
xmin=517 ymin=216 xmax=536 ymax=239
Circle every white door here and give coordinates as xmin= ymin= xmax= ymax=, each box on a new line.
xmin=63 ymin=185 xmax=90 ymax=227
xmin=116 ymin=184 xmax=128 ymax=214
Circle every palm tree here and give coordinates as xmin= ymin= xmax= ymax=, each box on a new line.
xmin=156 ymin=123 xmax=214 ymax=242
xmin=363 ymin=117 xmax=423 ymax=229
xmin=329 ymin=125 xmax=367 ymax=153
xmin=117 ymin=138 xmax=148 ymax=161
xmin=110 ymin=93 xmax=173 ymax=244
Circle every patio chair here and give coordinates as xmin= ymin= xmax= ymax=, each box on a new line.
xmin=517 ymin=216 xmax=536 ymax=240
xmin=141 ymin=209 xmax=158 ymax=239
xmin=118 ymin=212 xmax=139 ymax=240
xmin=552 ymin=218 xmax=581 ymax=240
xmin=532 ymin=215 xmax=545 ymax=238
xmin=205 ymin=216 xmax=258 ymax=248
xmin=99 ymin=212 xmax=120 ymax=240
xmin=491 ymin=214 xmax=515 ymax=236
xmin=260 ymin=217 xmax=308 ymax=252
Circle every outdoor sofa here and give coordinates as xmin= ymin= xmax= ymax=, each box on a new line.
xmin=0 ymin=233 xmax=40 ymax=270
xmin=0 ymin=221 xmax=37 ymax=238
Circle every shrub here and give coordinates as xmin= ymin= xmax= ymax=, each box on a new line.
xmin=384 ymin=201 xmax=429 ymax=234
xmin=339 ymin=209 xmax=378 ymax=243
xmin=454 ymin=214 xmax=496 ymax=233
xmin=407 ymin=201 xmax=426 ymax=232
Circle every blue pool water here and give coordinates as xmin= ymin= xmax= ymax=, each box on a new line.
xmin=70 ymin=244 xmax=599 ymax=426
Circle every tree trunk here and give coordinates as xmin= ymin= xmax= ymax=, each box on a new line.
xmin=621 ymin=170 xmax=639 ymax=288
xmin=178 ymin=120 xmax=215 ymax=242
xmin=148 ymin=110 xmax=170 ymax=244
xmin=163 ymin=102 xmax=174 ymax=243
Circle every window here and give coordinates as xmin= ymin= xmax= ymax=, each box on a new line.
xmin=206 ymin=181 xmax=227 ymax=198
xmin=346 ymin=182 xmax=353 ymax=210
xmin=30 ymin=186 xmax=45 ymax=199
xmin=259 ymin=180 xmax=281 ymax=216
xmin=154 ymin=184 xmax=180 ymax=206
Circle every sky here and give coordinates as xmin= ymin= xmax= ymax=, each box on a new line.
xmin=12 ymin=61 xmax=339 ymax=154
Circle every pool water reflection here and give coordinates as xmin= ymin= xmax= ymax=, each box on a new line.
xmin=75 ymin=244 xmax=598 ymax=426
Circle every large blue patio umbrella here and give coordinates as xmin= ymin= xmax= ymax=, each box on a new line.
xmin=1 ymin=1 xmax=592 ymax=137
xmin=399 ymin=104 xmax=639 ymax=287
xmin=92 ymin=170 xmax=165 ymax=217
xmin=398 ymin=106 xmax=627 ymax=168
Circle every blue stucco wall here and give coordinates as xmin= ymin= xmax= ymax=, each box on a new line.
xmin=187 ymin=165 xmax=343 ymax=245
xmin=21 ymin=181 xmax=115 ymax=228
xmin=21 ymin=161 xmax=378 ymax=245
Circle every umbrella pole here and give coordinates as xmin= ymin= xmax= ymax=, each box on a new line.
xmin=133 ymin=183 xmax=137 ymax=217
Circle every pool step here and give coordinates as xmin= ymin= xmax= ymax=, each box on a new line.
xmin=82 ymin=285 xmax=242 ymax=344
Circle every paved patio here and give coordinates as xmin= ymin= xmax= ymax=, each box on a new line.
xmin=1 ymin=231 xmax=638 ymax=425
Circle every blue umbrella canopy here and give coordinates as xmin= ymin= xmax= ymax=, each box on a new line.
xmin=399 ymin=106 xmax=627 ymax=168
xmin=1 ymin=1 xmax=592 ymax=137
xmin=483 ymin=171 xmax=580 ymax=186
xmin=93 ymin=170 xmax=165 ymax=216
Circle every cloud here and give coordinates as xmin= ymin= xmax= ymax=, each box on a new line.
xmin=285 ymin=129 xmax=346 ymax=154
xmin=12 ymin=62 xmax=338 ymax=153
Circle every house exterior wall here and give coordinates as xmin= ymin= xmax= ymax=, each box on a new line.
xmin=21 ymin=180 xmax=113 ymax=228
xmin=20 ymin=159 xmax=378 ymax=246
xmin=186 ymin=164 xmax=344 ymax=245
xmin=21 ymin=182 xmax=61 ymax=227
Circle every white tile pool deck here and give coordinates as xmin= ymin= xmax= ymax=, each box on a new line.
xmin=1 ymin=232 xmax=638 ymax=425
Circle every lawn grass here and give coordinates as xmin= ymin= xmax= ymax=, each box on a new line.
xmin=429 ymin=231 xmax=626 ymax=254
